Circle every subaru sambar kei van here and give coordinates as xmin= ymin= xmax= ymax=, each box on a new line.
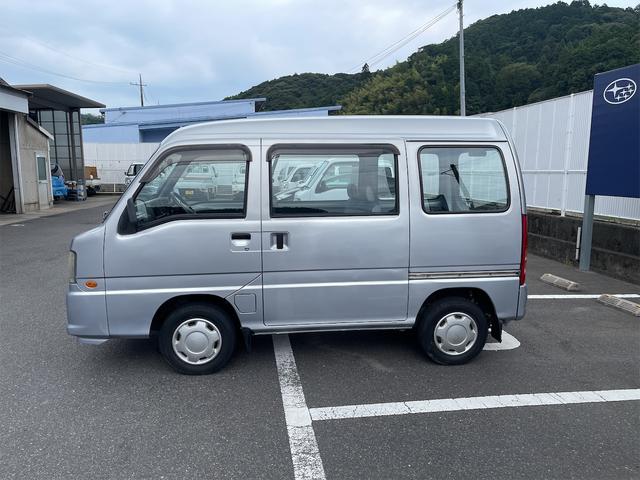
xmin=67 ymin=116 xmax=528 ymax=374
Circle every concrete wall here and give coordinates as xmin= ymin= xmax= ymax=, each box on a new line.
xmin=18 ymin=116 xmax=51 ymax=212
xmin=528 ymin=210 xmax=639 ymax=284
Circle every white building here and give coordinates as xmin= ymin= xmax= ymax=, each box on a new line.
xmin=83 ymin=98 xmax=341 ymax=189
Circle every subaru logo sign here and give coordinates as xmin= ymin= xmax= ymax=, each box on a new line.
xmin=603 ymin=78 xmax=636 ymax=105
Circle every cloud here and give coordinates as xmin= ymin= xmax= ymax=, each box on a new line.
xmin=0 ymin=0 xmax=636 ymax=110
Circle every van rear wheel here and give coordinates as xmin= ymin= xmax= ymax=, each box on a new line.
xmin=417 ymin=297 xmax=488 ymax=365
xmin=158 ymin=303 xmax=236 ymax=374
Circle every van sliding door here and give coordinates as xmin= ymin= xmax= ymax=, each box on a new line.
xmin=260 ymin=142 xmax=409 ymax=327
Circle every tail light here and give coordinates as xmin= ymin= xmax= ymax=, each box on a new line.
xmin=519 ymin=214 xmax=527 ymax=286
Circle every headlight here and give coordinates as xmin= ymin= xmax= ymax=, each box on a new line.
xmin=68 ymin=251 xmax=77 ymax=284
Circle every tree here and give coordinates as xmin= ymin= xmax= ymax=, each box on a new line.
xmin=228 ymin=2 xmax=640 ymax=115
xmin=81 ymin=113 xmax=104 ymax=125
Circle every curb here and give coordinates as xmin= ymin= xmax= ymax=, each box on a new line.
xmin=597 ymin=294 xmax=640 ymax=316
xmin=540 ymin=273 xmax=580 ymax=291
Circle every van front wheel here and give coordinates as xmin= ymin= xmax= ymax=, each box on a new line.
xmin=158 ymin=303 xmax=237 ymax=374
xmin=417 ymin=297 xmax=488 ymax=365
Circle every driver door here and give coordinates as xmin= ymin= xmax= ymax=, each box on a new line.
xmin=103 ymin=143 xmax=262 ymax=336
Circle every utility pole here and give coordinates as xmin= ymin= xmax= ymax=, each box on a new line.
xmin=458 ymin=0 xmax=466 ymax=116
xmin=130 ymin=73 xmax=147 ymax=107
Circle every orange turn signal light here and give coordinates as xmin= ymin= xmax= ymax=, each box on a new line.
xmin=85 ymin=280 xmax=98 ymax=289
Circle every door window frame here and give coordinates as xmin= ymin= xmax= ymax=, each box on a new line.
xmin=417 ymin=144 xmax=511 ymax=215
xmin=119 ymin=144 xmax=252 ymax=234
xmin=267 ymin=143 xmax=401 ymax=218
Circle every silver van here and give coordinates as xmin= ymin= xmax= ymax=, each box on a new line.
xmin=67 ymin=116 xmax=528 ymax=374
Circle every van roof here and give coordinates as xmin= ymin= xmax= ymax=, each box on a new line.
xmin=162 ymin=115 xmax=508 ymax=144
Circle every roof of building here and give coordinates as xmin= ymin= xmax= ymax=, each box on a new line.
xmin=25 ymin=116 xmax=54 ymax=140
xmin=161 ymin=115 xmax=508 ymax=144
xmin=13 ymin=84 xmax=105 ymax=110
xmin=0 ymin=77 xmax=30 ymax=114
xmin=100 ymin=97 xmax=267 ymax=114
xmin=82 ymin=105 xmax=343 ymax=131
xmin=0 ymin=77 xmax=29 ymax=95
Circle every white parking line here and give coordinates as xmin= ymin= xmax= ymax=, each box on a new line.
xmin=309 ymin=389 xmax=640 ymax=422
xmin=529 ymin=294 xmax=639 ymax=299
xmin=273 ymin=334 xmax=326 ymax=480
xmin=483 ymin=331 xmax=520 ymax=350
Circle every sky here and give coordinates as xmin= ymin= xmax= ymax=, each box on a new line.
xmin=1 ymin=0 xmax=637 ymax=112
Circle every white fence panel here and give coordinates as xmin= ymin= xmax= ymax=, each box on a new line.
xmin=479 ymin=91 xmax=640 ymax=221
xmin=83 ymin=143 xmax=160 ymax=188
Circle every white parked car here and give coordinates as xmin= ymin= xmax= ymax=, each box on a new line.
xmin=272 ymin=163 xmax=315 ymax=193
xmin=276 ymin=158 xmax=396 ymax=203
xmin=124 ymin=163 xmax=145 ymax=186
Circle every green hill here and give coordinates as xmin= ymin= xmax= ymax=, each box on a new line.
xmin=226 ymin=72 xmax=371 ymax=111
xmin=227 ymin=1 xmax=640 ymax=115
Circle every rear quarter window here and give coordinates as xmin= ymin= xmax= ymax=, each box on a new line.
xmin=418 ymin=146 xmax=509 ymax=214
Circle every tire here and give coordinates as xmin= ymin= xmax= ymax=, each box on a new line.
xmin=158 ymin=303 xmax=237 ymax=374
xmin=417 ymin=297 xmax=488 ymax=365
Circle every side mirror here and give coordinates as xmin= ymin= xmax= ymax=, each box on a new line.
xmin=102 ymin=210 xmax=109 ymax=221
xmin=126 ymin=198 xmax=138 ymax=225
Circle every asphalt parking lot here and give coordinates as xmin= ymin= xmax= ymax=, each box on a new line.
xmin=0 ymin=202 xmax=638 ymax=480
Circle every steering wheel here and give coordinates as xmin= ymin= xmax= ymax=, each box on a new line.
xmin=169 ymin=191 xmax=195 ymax=213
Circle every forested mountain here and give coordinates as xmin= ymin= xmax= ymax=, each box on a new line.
xmin=227 ymin=1 xmax=640 ymax=115
xmin=226 ymin=73 xmax=371 ymax=112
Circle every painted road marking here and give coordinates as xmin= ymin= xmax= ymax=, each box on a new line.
xmin=529 ymin=294 xmax=639 ymax=299
xmin=483 ymin=331 xmax=520 ymax=350
xmin=309 ymin=389 xmax=640 ymax=422
xmin=273 ymin=334 xmax=326 ymax=480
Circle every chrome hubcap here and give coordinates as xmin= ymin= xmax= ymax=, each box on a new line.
xmin=433 ymin=312 xmax=478 ymax=356
xmin=172 ymin=318 xmax=222 ymax=365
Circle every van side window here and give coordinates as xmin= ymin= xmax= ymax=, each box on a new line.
xmin=270 ymin=146 xmax=398 ymax=217
xmin=132 ymin=148 xmax=249 ymax=228
xmin=418 ymin=146 xmax=509 ymax=213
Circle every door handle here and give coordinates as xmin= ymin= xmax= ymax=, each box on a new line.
xmin=231 ymin=232 xmax=251 ymax=240
xmin=231 ymin=232 xmax=252 ymax=250
xmin=271 ymin=232 xmax=288 ymax=250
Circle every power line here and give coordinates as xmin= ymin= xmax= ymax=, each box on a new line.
xmin=348 ymin=3 xmax=457 ymax=73
xmin=350 ymin=3 xmax=457 ymax=72
xmin=22 ymin=37 xmax=134 ymax=75
xmin=0 ymin=50 xmax=129 ymax=85
xmin=0 ymin=25 xmax=136 ymax=75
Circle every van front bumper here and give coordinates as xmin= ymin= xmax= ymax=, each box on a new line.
xmin=66 ymin=283 xmax=109 ymax=340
